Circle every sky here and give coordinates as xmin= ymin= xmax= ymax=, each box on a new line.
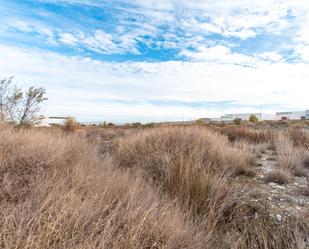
xmin=0 ymin=0 xmax=309 ymax=123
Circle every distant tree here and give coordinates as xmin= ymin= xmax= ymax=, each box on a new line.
xmin=132 ymin=122 xmax=142 ymax=127
xmin=107 ymin=122 xmax=114 ymax=126
xmin=0 ymin=77 xmax=14 ymax=121
xmin=195 ymin=119 xmax=204 ymax=125
xmin=233 ymin=118 xmax=242 ymax=125
xmin=249 ymin=114 xmax=258 ymax=123
xmin=144 ymin=122 xmax=156 ymax=128
xmin=0 ymin=77 xmax=47 ymax=126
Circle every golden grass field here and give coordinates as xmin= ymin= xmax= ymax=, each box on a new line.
xmin=0 ymin=121 xmax=309 ymax=248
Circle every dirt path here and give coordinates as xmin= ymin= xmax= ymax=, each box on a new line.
xmin=253 ymin=148 xmax=309 ymax=221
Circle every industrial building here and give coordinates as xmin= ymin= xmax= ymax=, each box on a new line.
xmin=275 ymin=111 xmax=307 ymax=121
xmin=36 ymin=116 xmax=72 ymax=126
xmin=219 ymin=113 xmax=275 ymax=122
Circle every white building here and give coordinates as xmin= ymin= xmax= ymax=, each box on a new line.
xmin=220 ymin=113 xmax=274 ymax=122
xmin=36 ymin=116 xmax=72 ymax=126
xmin=275 ymin=111 xmax=307 ymax=120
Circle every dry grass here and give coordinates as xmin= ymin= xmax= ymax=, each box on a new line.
xmin=264 ymin=169 xmax=291 ymax=185
xmin=63 ymin=117 xmax=79 ymax=132
xmin=287 ymin=128 xmax=309 ymax=150
xmin=114 ymin=126 xmax=255 ymax=178
xmin=274 ymin=131 xmax=308 ymax=177
xmin=211 ymin=125 xmax=273 ymax=144
xmin=0 ymin=126 xmax=202 ymax=249
xmin=113 ymin=126 xmax=308 ymax=248
xmin=0 ymin=124 xmax=308 ymax=248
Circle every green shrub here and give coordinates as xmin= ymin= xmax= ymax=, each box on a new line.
xmin=249 ymin=115 xmax=258 ymax=123
xmin=233 ymin=118 xmax=242 ymax=125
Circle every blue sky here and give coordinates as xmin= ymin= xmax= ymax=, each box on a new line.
xmin=0 ymin=0 xmax=308 ymax=122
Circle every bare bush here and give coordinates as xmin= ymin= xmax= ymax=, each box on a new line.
xmin=63 ymin=117 xmax=79 ymax=132
xmin=0 ymin=77 xmax=47 ymax=126
xmin=274 ymin=131 xmax=308 ymax=176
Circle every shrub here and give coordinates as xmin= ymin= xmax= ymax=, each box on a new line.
xmin=288 ymin=128 xmax=309 ymax=150
xmin=264 ymin=170 xmax=291 ymax=185
xmin=274 ymin=131 xmax=305 ymax=175
xmin=114 ymin=127 xmax=254 ymax=216
xmin=249 ymin=114 xmax=258 ymax=123
xmin=195 ymin=119 xmax=204 ymax=125
xmin=131 ymin=122 xmax=142 ymax=127
xmin=303 ymin=155 xmax=309 ymax=169
xmin=216 ymin=126 xmax=273 ymax=144
xmin=63 ymin=117 xmax=79 ymax=132
xmin=233 ymin=118 xmax=242 ymax=125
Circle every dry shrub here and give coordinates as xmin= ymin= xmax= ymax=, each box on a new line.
xmin=213 ymin=125 xmax=273 ymax=144
xmin=303 ymin=154 xmax=309 ymax=169
xmin=0 ymin=127 xmax=202 ymax=249
xmin=113 ymin=126 xmax=309 ymax=248
xmin=299 ymin=186 xmax=309 ymax=197
xmin=274 ymin=131 xmax=308 ymax=176
xmin=264 ymin=169 xmax=291 ymax=185
xmin=234 ymin=140 xmax=269 ymax=161
xmin=114 ymin=126 xmax=254 ymax=187
xmin=288 ymin=128 xmax=309 ymax=150
xmin=63 ymin=117 xmax=79 ymax=132
xmin=114 ymin=127 xmax=254 ymax=216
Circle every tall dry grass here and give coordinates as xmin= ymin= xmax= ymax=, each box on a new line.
xmin=0 ymin=124 xmax=308 ymax=248
xmin=274 ymin=130 xmax=309 ymax=177
xmin=0 ymin=126 xmax=202 ymax=249
xmin=209 ymin=125 xmax=273 ymax=144
xmin=113 ymin=126 xmax=309 ymax=248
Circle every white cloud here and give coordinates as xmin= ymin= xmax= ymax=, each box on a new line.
xmin=59 ymin=33 xmax=79 ymax=46
xmin=0 ymin=44 xmax=308 ymax=122
xmin=257 ymin=52 xmax=283 ymax=62
xmin=3 ymin=0 xmax=309 ymax=59
xmin=180 ymin=45 xmax=265 ymax=66
xmin=2 ymin=19 xmax=57 ymax=44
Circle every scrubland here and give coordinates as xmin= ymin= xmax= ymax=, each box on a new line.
xmin=0 ymin=121 xmax=309 ymax=248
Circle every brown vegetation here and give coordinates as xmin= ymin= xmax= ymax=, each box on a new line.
xmin=63 ymin=117 xmax=79 ymax=132
xmin=264 ymin=169 xmax=291 ymax=185
xmin=210 ymin=125 xmax=273 ymax=144
xmin=0 ymin=124 xmax=308 ymax=248
xmin=0 ymin=125 xmax=201 ymax=249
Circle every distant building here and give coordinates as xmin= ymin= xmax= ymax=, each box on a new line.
xmin=36 ymin=117 xmax=50 ymax=127
xmin=48 ymin=116 xmax=72 ymax=125
xmin=36 ymin=116 xmax=72 ymax=126
xmin=275 ymin=111 xmax=306 ymax=120
xmin=219 ymin=113 xmax=274 ymax=122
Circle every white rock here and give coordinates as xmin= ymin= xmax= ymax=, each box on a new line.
xmin=276 ymin=214 xmax=282 ymax=222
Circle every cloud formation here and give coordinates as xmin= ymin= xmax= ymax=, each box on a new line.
xmin=0 ymin=0 xmax=308 ymax=122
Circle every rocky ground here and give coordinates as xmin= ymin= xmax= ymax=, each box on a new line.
xmin=254 ymin=148 xmax=309 ymax=221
